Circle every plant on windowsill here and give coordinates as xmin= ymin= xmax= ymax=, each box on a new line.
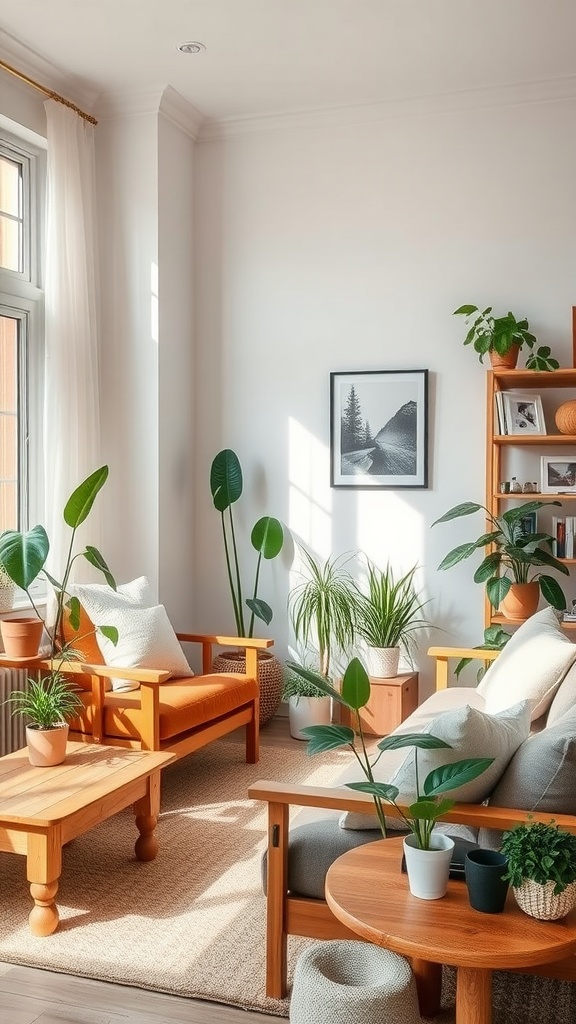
xmin=433 ymin=499 xmax=569 ymax=621
xmin=501 ymin=818 xmax=576 ymax=920
xmin=209 ymin=448 xmax=286 ymax=724
xmin=0 ymin=466 xmax=118 ymax=766
xmin=353 ymin=560 xmax=430 ymax=679
xmin=453 ymin=304 xmax=559 ymax=371
xmin=287 ymin=658 xmax=493 ymax=899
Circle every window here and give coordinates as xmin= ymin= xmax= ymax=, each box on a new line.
xmin=0 ymin=132 xmax=44 ymax=534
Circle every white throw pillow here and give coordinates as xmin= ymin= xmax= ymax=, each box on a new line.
xmin=476 ymin=606 xmax=576 ymax=721
xmin=69 ymin=575 xmax=154 ymax=617
xmin=340 ymin=699 xmax=531 ymax=830
xmin=95 ymin=604 xmax=193 ymax=691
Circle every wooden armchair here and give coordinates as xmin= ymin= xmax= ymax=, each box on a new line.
xmin=2 ymin=633 xmax=271 ymax=765
xmin=248 ymin=644 xmax=576 ymax=1004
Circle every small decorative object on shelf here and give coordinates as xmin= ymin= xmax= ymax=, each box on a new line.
xmin=510 ymin=477 xmax=522 ymax=493
xmin=555 ymin=399 xmax=576 ymax=435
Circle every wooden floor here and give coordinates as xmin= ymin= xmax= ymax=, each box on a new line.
xmin=0 ymin=714 xmax=297 ymax=1024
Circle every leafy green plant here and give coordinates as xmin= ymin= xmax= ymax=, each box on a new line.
xmin=454 ymin=305 xmax=559 ymax=370
xmin=353 ymin=561 xmax=429 ymax=653
xmin=289 ymin=547 xmax=357 ymax=680
xmin=6 ymin=675 xmax=82 ymax=730
xmin=454 ymin=625 xmax=512 ymax=682
xmin=287 ymin=658 xmax=493 ymax=849
xmin=210 ymin=449 xmax=284 ymax=638
xmin=433 ymin=499 xmax=568 ymax=611
xmin=282 ymin=664 xmax=327 ymax=701
xmin=501 ymin=819 xmax=576 ymax=895
xmin=0 ymin=467 xmax=118 ymax=729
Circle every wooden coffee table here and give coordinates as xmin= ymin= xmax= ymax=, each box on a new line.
xmin=325 ymin=835 xmax=576 ymax=1024
xmin=0 ymin=741 xmax=175 ymax=935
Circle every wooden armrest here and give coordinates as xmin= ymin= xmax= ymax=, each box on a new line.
xmin=0 ymin=656 xmax=171 ymax=686
xmin=427 ymin=645 xmax=500 ymax=691
xmin=176 ymin=633 xmax=274 ymax=649
xmin=248 ymin=780 xmax=576 ymax=835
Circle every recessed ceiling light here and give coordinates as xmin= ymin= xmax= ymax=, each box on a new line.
xmin=177 ymin=41 xmax=206 ymax=54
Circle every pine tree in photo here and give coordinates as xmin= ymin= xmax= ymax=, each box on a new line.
xmin=341 ymin=385 xmax=364 ymax=453
xmin=363 ymin=420 xmax=374 ymax=448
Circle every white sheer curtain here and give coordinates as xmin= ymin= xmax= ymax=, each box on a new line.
xmin=43 ymin=100 xmax=102 ymax=578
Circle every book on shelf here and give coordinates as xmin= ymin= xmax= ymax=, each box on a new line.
xmin=551 ymin=516 xmax=576 ymax=559
xmin=494 ymin=392 xmax=507 ymax=434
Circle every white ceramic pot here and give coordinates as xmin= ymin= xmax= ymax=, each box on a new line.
xmin=26 ymin=723 xmax=69 ymax=767
xmin=513 ymin=878 xmax=576 ymax=920
xmin=288 ymin=695 xmax=331 ymax=740
xmin=403 ymin=833 xmax=455 ymax=900
xmin=365 ymin=646 xmax=400 ymax=679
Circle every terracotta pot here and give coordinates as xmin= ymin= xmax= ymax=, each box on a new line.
xmin=0 ymin=617 xmax=43 ymax=658
xmin=211 ymin=649 xmax=283 ymax=725
xmin=26 ymin=723 xmax=68 ymax=767
xmin=490 ymin=344 xmax=520 ymax=370
xmin=500 ymin=583 xmax=540 ymax=621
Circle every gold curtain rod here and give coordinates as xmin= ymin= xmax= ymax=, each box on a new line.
xmin=0 ymin=58 xmax=97 ymax=126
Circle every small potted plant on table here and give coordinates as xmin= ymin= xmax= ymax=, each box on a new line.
xmin=501 ymin=818 xmax=576 ymax=920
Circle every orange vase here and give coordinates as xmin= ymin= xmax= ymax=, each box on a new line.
xmin=500 ymin=583 xmax=540 ymax=621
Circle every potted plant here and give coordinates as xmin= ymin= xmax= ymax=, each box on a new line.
xmin=453 ymin=304 xmax=559 ymax=370
xmin=289 ymin=546 xmax=357 ymax=682
xmin=282 ymin=664 xmax=331 ymax=740
xmin=501 ymin=819 xmax=576 ymax=920
xmin=0 ymin=466 xmax=118 ymax=766
xmin=287 ymin=658 xmax=492 ymax=899
xmin=433 ymin=499 xmax=569 ymax=619
xmin=209 ymin=448 xmax=285 ymax=724
xmin=353 ymin=560 xmax=429 ymax=678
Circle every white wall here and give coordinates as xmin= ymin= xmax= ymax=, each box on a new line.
xmin=194 ymin=96 xmax=576 ymax=695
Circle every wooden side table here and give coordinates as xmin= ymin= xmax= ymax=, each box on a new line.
xmin=339 ymin=672 xmax=418 ymax=736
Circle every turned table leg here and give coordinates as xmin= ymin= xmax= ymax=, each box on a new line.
xmin=412 ymin=958 xmax=442 ymax=1017
xmin=456 ymin=967 xmax=492 ymax=1024
xmin=26 ymin=830 xmax=62 ymax=936
xmin=133 ymin=770 xmax=161 ymax=861
xmin=29 ymin=880 xmax=59 ymax=936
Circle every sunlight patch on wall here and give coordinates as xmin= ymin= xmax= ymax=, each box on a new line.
xmin=288 ymin=417 xmax=333 ymax=559
xmin=356 ymin=489 xmax=426 ymax=579
xmin=151 ymin=261 xmax=158 ymax=343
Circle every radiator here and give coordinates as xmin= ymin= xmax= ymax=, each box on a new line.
xmin=0 ymin=668 xmax=31 ymax=756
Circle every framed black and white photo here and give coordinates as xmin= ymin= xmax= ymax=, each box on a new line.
xmin=330 ymin=369 xmax=428 ymax=488
xmin=501 ymin=392 xmax=546 ymax=435
xmin=540 ymin=457 xmax=576 ymax=494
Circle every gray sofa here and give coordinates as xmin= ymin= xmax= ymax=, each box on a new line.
xmin=250 ymin=606 xmax=576 ymax=1006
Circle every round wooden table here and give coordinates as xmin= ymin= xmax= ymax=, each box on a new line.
xmin=325 ymin=836 xmax=576 ymax=1024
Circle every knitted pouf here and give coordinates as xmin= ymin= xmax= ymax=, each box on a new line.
xmin=289 ymin=940 xmax=421 ymax=1024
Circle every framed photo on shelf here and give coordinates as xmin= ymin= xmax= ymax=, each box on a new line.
xmin=330 ymin=369 xmax=428 ymax=488
xmin=501 ymin=392 xmax=546 ymax=435
xmin=540 ymin=456 xmax=576 ymax=494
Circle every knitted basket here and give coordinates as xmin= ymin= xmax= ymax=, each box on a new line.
xmin=211 ymin=649 xmax=283 ymax=725
xmin=513 ymin=878 xmax=576 ymax=920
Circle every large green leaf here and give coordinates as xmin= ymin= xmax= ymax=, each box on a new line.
xmin=453 ymin=305 xmax=478 ymax=316
xmin=487 ymin=575 xmax=510 ymax=608
xmin=210 ymin=449 xmax=243 ymax=512
xmin=246 ymin=597 xmax=273 ymax=625
xmin=538 ymin=575 xmax=567 ymax=610
xmin=63 ymin=466 xmax=109 ymax=529
xmin=285 ymin=661 xmax=344 ymax=704
xmin=376 ymin=733 xmax=452 ymax=753
xmin=423 ymin=757 xmax=494 ymax=796
xmin=341 ymin=657 xmax=370 ymax=711
xmin=83 ymin=546 xmax=117 ymax=589
xmin=300 ymin=724 xmax=355 ymax=754
xmin=0 ymin=525 xmax=49 ymax=589
xmin=431 ymin=502 xmax=482 ymax=527
xmin=437 ymin=543 xmax=478 ymax=570
xmin=531 ymin=548 xmax=570 ymax=575
xmin=251 ymin=516 xmax=284 ymax=559
xmin=346 ymin=780 xmax=400 ymax=801
xmin=473 ymin=551 xmax=501 ymax=583
xmin=408 ymin=798 xmax=454 ymax=820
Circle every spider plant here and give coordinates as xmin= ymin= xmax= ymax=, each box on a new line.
xmin=289 ymin=547 xmax=356 ymax=680
xmin=353 ymin=561 xmax=429 ymax=654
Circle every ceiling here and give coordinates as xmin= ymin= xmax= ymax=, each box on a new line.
xmin=2 ymin=0 xmax=576 ymax=124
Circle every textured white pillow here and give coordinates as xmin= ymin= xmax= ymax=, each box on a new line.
xmin=69 ymin=576 xmax=154 ymax=617
xmin=476 ymin=606 xmax=576 ymax=721
xmin=95 ymin=604 xmax=193 ymax=691
xmin=340 ymin=700 xmax=531 ymax=830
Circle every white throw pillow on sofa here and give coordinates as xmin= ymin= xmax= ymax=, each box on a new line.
xmin=70 ymin=575 xmax=154 ymax=617
xmin=340 ymin=699 xmax=531 ymax=830
xmin=95 ymin=603 xmax=193 ymax=691
xmin=476 ymin=606 xmax=576 ymax=721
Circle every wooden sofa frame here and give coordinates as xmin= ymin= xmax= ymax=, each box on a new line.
xmin=248 ymin=645 xmax=576 ymax=1011
xmin=2 ymin=633 xmax=272 ymax=765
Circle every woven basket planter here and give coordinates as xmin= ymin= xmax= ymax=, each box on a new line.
xmin=513 ymin=879 xmax=576 ymax=920
xmin=0 ymin=566 xmax=15 ymax=613
xmin=212 ymin=649 xmax=283 ymax=725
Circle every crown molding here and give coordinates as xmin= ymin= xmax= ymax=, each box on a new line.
xmin=95 ymin=86 xmax=204 ymax=139
xmin=199 ymin=74 xmax=576 ymax=142
xmin=0 ymin=29 xmax=98 ymax=112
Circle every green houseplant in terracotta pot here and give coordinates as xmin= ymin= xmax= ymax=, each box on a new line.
xmin=501 ymin=818 xmax=576 ymax=920
xmin=209 ymin=448 xmax=285 ymax=723
xmin=287 ymin=658 xmax=493 ymax=899
xmin=353 ymin=560 xmax=430 ymax=678
xmin=433 ymin=499 xmax=568 ymax=620
xmin=0 ymin=466 xmax=118 ymax=766
xmin=453 ymin=304 xmax=559 ymax=370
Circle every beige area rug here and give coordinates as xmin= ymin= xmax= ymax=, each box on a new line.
xmin=0 ymin=739 xmax=574 ymax=1023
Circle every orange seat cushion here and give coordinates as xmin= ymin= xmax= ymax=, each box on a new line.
xmin=72 ymin=673 xmax=258 ymax=742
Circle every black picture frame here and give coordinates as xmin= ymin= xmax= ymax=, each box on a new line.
xmin=330 ymin=369 xmax=429 ymax=488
